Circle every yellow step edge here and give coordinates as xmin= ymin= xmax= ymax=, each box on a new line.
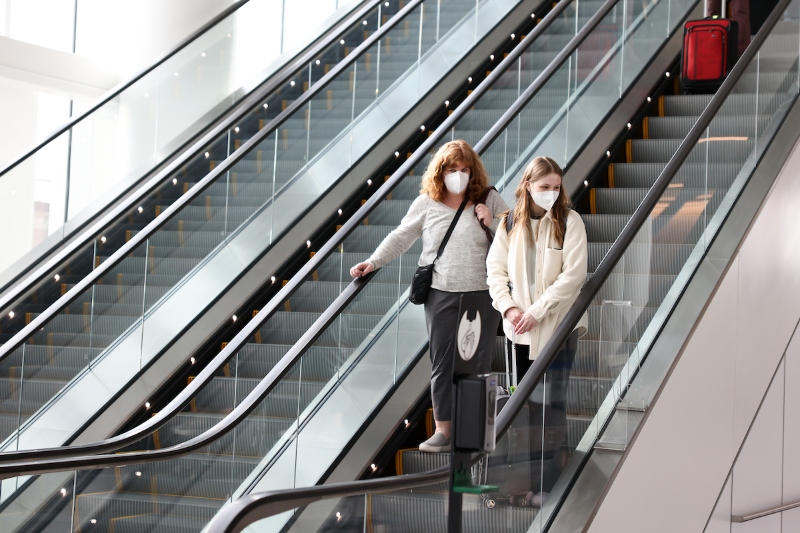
xmin=149 ymin=246 xmax=156 ymax=274
xmin=394 ymin=448 xmax=419 ymax=476
xmin=642 ymin=116 xmax=649 ymax=139
xmin=366 ymin=493 xmax=374 ymax=533
xmin=590 ymin=188 xmax=597 ymax=215
xmin=608 ymin=163 xmax=615 ymax=188
xmin=114 ymin=465 xmax=123 ymax=491
xmin=658 ymin=95 xmax=665 ymax=117
xmin=626 ymin=139 xmax=633 ymax=163
xmin=188 ymin=376 xmax=197 ymax=412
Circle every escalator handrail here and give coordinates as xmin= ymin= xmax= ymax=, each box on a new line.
xmin=202 ymin=1 xmax=795 ymax=531
xmin=0 ymin=271 xmax=377 ymax=478
xmin=0 ymin=0 xmax=388 ymax=312
xmin=0 ymin=0 xmax=572 ymax=462
xmin=0 ymin=0 xmax=425 ymax=367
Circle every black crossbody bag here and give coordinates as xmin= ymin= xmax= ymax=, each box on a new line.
xmin=408 ymin=198 xmax=467 ymax=305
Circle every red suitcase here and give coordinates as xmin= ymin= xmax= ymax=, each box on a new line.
xmin=681 ymin=2 xmax=738 ymax=94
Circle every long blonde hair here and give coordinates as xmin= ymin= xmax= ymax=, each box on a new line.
xmin=420 ymin=140 xmax=491 ymax=203
xmin=506 ymin=156 xmax=571 ymax=246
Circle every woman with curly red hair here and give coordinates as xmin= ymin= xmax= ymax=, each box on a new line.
xmin=350 ymin=140 xmax=508 ymax=452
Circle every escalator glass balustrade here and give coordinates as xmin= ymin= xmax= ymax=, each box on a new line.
xmin=0 ymin=0 xmax=546 ymax=526
xmin=0 ymin=0 xmax=390 ymax=278
xmin=228 ymin=4 xmax=800 ymax=533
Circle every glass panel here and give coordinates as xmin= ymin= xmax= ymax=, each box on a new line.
xmin=0 ymin=0 xmax=388 ymax=285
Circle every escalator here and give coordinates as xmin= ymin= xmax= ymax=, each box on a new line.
xmin=0 ymin=0 xmax=598 ymax=530
xmin=370 ymin=26 xmax=799 ymax=533
xmin=0 ymin=0 xmax=537 ymax=462
xmin=0 ymin=0 xmax=406 ymax=441
xmin=0 ymin=0 xmax=389 ymax=305
xmin=198 ymin=0 xmax=800 ymax=531
xmin=0 ymin=0 xmax=715 ymax=530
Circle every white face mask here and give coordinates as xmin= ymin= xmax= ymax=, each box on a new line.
xmin=530 ymin=189 xmax=559 ymax=211
xmin=444 ymin=171 xmax=469 ymax=195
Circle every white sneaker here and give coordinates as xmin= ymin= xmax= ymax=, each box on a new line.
xmin=419 ymin=432 xmax=450 ymax=453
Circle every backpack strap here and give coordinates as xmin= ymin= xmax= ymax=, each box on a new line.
xmin=505 ymin=212 xmax=568 ymax=244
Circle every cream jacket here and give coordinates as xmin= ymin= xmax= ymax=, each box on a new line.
xmin=486 ymin=209 xmax=588 ymax=358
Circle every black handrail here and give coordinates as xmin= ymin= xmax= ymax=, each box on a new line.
xmin=0 ymin=0 xmax=569 ymax=463
xmin=0 ymin=0 xmax=386 ymax=310
xmin=0 ymin=271 xmax=376 ymax=479
xmin=202 ymin=0 xmax=796 ymax=531
xmin=0 ymin=0 xmax=424 ymax=368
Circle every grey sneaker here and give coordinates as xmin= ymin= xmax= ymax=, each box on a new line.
xmin=419 ymin=432 xmax=450 ymax=453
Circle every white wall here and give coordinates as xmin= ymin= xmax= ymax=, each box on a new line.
xmin=0 ymin=0 xmax=358 ymax=272
xmin=704 ymin=325 xmax=800 ymax=533
xmin=74 ymin=0 xmax=238 ymax=79
xmin=587 ymin=127 xmax=800 ymax=533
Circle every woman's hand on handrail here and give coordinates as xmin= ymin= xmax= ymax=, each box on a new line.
xmin=350 ymin=261 xmax=375 ymax=278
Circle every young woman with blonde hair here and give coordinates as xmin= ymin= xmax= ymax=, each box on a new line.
xmin=351 ymin=140 xmax=508 ymax=452
xmin=486 ymin=155 xmax=587 ymax=496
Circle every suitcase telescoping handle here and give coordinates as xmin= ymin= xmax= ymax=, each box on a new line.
xmin=704 ymin=0 xmax=727 ymax=19
xmin=503 ymin=330 xmax=525 ymax=391
xmin=503 ymin=330 xmax=518 ymax=391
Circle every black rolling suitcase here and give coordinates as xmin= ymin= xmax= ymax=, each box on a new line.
xmin=475 ymin=334 xmax=573 ymax=509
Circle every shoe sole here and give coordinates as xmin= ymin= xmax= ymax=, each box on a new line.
xmin=418 ymin=443 xmax=451 ymax=453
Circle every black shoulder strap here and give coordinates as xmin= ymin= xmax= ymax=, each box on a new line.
xmin=435 ymin=198 xmax=468 ymax=261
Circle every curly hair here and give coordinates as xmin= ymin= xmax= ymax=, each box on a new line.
xmin=507 ymin=156 xmax=571 ymax=247
xmin=419 ymin=140 xmax=491 ymax=203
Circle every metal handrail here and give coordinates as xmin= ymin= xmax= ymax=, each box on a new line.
xmin=0 ymin=0 xmax=386 ymax=309
xmin=0 ymin=271 xmax=376 ymax=478
xmin=0 ymin=0 xmax=570 ymax=463
xmin=201 ymin=0 xmax=795 ymax=531
xmin=0 ymin=0 xmax=423 ymax=368
xmin=732 ymin=500 xmax=800 ymax=523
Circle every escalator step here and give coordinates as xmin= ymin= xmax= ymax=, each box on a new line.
xmin=628 ymin=138 xmax=754 ymax=164
xmin=611 ymin=162 xmax=741 ymax=189
xmin=368 ymin=492 xmax=537 ymax=532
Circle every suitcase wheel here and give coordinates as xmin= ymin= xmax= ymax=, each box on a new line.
xmin=484 ymin=499 xmax=496 ymax=509
xmin=509 ymin=494 xmax=528 ymax=507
